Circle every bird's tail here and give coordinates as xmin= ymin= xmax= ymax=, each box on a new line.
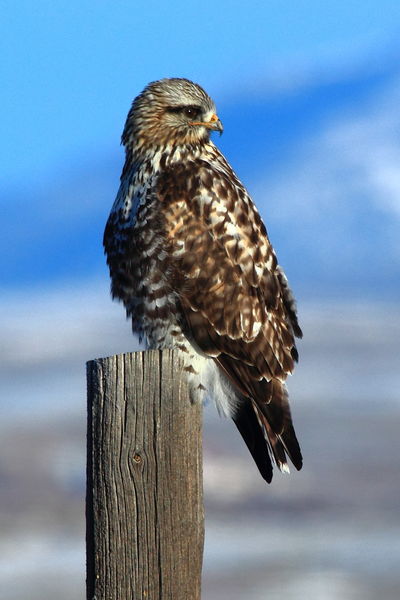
xmin=232 ymin=392 xmax=302 ymax=483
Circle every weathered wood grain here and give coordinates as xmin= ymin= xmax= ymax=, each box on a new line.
xmin=86 ymin=350 xmax=204 ymax=600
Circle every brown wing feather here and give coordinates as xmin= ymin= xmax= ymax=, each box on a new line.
xmin=158 ymin=159 xmax=302 ymax=474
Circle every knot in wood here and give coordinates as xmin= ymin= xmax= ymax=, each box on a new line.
xmin=133 ymin=453 xmax=142 ymax=464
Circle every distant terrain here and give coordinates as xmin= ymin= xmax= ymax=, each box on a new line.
xmin=1 ymin=297 xmax=399 ymax=599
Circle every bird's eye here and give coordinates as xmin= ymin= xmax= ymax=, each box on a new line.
xmin=166 ymin=106 xmax=201 ymax=119
xmin=166 ymin=105 xmax=201 ymax=119
xmin=183 ymin=106 xmax=200 ymax=119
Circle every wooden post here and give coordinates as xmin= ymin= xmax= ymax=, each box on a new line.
xmin=86 ymin=350 xmax=204 ymax=600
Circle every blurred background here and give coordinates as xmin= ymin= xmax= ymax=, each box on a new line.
xmin=1 ymin=1 xmax=400 ymax=598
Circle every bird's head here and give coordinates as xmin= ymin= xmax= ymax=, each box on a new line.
xmin=122 ymin=78 xmax=223 ymax=153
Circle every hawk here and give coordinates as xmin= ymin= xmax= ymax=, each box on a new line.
xmin=104 ymin=78 xmax=302 ymax=482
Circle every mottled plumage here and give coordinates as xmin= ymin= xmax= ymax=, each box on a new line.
xmin=104 ymin=78 xmax=302 ymax=482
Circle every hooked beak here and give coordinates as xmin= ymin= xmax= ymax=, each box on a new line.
xmin=189 ymin=113 xmax=223 ymax=135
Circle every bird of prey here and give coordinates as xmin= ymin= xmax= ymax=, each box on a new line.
xmin=104 ymin=78 xmax=302 ymax=483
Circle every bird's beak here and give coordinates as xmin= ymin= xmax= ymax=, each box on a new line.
xmin=190 ymin=113 xmax=223 ymax=135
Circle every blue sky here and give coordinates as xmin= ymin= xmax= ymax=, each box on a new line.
xmin=2 ymin=1 xmax=400 ymax=185
xmin=2 ymin=1 xmax=400 ymax=298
